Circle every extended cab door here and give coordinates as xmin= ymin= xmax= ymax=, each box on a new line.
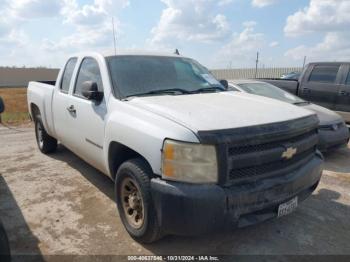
xmin=335 ymin=65 xmax=350 ymax=123
xmin=52 ymin=57 xmax=78 ymax=144
xmin=299 ymin=64 xmax=342 ymax=110
xmin=65 ymin=57 xmax=108 ymax=172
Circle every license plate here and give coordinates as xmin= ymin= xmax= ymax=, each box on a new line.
xmin=278 ymin=197 xmax=298 ymax=218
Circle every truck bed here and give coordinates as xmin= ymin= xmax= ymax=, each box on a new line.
xmin=27 ymin=81 xmax=55 ymax=136
xmin=38 ymin=81 xmax=56 ymax=86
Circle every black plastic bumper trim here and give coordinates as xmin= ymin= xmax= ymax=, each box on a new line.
xmin=150 ymin=154 xmax=323 ymax=236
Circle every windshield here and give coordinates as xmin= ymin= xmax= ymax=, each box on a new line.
xmin=281 ymin=72 xmax=301 ymax=80
xmin=237 ymin=82 xmax=305 ymax=104
xmin=107 ymin=56 xmax=225 ymax=98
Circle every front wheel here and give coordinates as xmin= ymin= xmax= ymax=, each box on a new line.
xmin=34 ymin=115 xmax=57 ymax=154
xmin=115 ymin=158 xmax=162 ymax=243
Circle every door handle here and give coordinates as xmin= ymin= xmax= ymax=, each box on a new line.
xmin=302 ymin=88 xmax=311 ymax=94
xmin=339 ymin=90 xmax=349 ymax=96
xmin=67 ymin=105 xmax=76 ymax=114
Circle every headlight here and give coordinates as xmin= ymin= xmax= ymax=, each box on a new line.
xmin=161 ymin=139 xmax=218 ymax=184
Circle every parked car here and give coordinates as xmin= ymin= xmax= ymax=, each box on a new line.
xmin=228 ymin=80 xmax=349 ymax=151
xmin=281 ymin=71 xmax=301 ymax=80
xmin=258 ymin=62 xmax=350 ymax=124
xmin=27 ymin=51 xmax=323 ymax=243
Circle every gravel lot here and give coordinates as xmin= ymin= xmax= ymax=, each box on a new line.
xmin=0 ymin=126 xmax=350 ymax=258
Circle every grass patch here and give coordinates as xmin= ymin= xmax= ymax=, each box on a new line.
xmin=1 ymin=112 xmax=31 ymax=123
xmin=0 ymin=87 xmax=30 ymax=124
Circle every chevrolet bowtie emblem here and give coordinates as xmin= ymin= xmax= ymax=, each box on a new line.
xmin=282 ymin=147 xmax=297 ymax=160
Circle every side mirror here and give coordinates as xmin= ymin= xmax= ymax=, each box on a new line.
xmin=82 ymin=81 xmax=103 ymax=102
xmin=220 ymin=79 xmax=229 ymax=89
xmin=0 ymin=96 xmax=5 ymax=114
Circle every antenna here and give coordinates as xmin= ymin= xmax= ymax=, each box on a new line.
xmin=303 ymin=56 xmax=307 ymax=68
xmin=112 ymin=17 xmax=117 ymax=56
xmin=255 ymin=51 xmax=259 ymax=78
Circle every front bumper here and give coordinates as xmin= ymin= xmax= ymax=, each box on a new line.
xmin=318 ymin=125 xmax=350 ymax=152
xmin=151 ymin=153 xmax=323 ymax=236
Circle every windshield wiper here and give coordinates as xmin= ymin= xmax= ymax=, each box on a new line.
xmin=191 ymin=86 xmax=226 ymax=94
xmin=293 ymin=101 xmax=310 ymax=105
xmin=126 ymin=88 xmax=192 ymax=98
xmin=125 ymin=86 xmax=226 ymax=99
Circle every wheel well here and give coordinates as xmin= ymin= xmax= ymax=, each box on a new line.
xmin=30 ymin=103 xmax=40 ymax=118
xmin=108 ymin=142 xmax=152 ymax=180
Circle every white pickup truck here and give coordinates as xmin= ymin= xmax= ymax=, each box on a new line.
xmin=27 ymin=51 xmax=323 ymax=243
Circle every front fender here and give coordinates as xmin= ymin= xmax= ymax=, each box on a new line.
xmin=103 ymin=100 xmax=199 ymax=176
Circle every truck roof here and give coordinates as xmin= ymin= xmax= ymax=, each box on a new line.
xmin=103 ymin=50 xmax=185 ymax=58
xmin=307 ymin=62 xmax=350 ymax=66
xmin=71 ymin=50 xmax=186 ymax=59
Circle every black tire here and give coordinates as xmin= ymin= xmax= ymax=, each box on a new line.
xmin=34 ymin=115 xmax=57 ymax=154
xmin=0 ymin=220 xmax=11 ymax=262
xmin=115 ymin=158 xmax=162 ymax=243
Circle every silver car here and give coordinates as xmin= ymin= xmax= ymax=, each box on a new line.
xmin=229 ymin=80 xmax=349 ymax=152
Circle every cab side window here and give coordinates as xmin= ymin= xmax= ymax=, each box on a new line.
xmin=308 ymin=65 xmax=340 ymax=84
xmin=60 ymin=58 xmax=77 ymax=93
xmin=74 ymin=58 xmax=103 ymax=98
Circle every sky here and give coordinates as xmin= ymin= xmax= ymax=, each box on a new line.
xmin=0 ymin=0 xmax=350 ymax=69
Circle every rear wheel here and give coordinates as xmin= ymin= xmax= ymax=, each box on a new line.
xmin=115 ymin=158 xmax=162 ymax=243
xmin=34 ymin=115 xmax=57 ymax=154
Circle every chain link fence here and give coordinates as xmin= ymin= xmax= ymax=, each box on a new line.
xmin=211 ymin=67 xmax=303 ymax=80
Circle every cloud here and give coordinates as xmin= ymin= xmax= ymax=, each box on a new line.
xmin=0 ymin=0 xmax=64 ymax=48
xmin=242 ymin=21 xmax=257 ymax=28
xmin=0 ymin=0 xmax=129 ymax=66
xmin=214 ymin=21 xmax=265 ymax=67
xmin=284 ymin=0 xmax=350 ymax=62
xmin=43 ymin=0 xmax=129 ymax=52
xmin=269 ymin=41 xmax=279 ymax=47
xmin=218 ymin=0 xmax=233 ymax=6
xmin=284 ymin=0 xmax=350 ymax=37
xmin=62 ymin=0 xmax=128 ymax=27
xmin=0 ymin=1 xmax=29 ymax=49
xmin=9 ymin=0 xmax=63 ymax=20
xmin=252 ymin=0 xmax=278 ymax=8
xmin=148 ymin=0 xmax=230 ymax=47
xmin=0 ymin=20 xmax=10 ymax=38
xmin=285 ymin=32 xmax=350 ymax=61
xmin=0 ymin=30 xmax=26 ymax=48
xmin=42 ymin=26 xmax=115 ymax=52
xmin=0 ymin=1 xmax=13 ymax=36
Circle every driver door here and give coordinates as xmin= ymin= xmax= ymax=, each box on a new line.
xmin=65 ymin=57 xmax=107 ymax=172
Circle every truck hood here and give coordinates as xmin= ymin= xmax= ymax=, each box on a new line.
xmin=127 ymin=92 xmax=314 ymax=132
xmin=301 ymin=103 xmax=343 ymax=125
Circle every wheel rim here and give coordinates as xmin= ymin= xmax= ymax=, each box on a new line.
xmin=36 ymin=121 xmax=44 ymax=148
xmin=121 ymin=177 xmax=144 ymax=229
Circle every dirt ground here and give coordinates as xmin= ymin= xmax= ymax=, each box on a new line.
xmin=0 ymin=125 xmax=350 ymax=258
